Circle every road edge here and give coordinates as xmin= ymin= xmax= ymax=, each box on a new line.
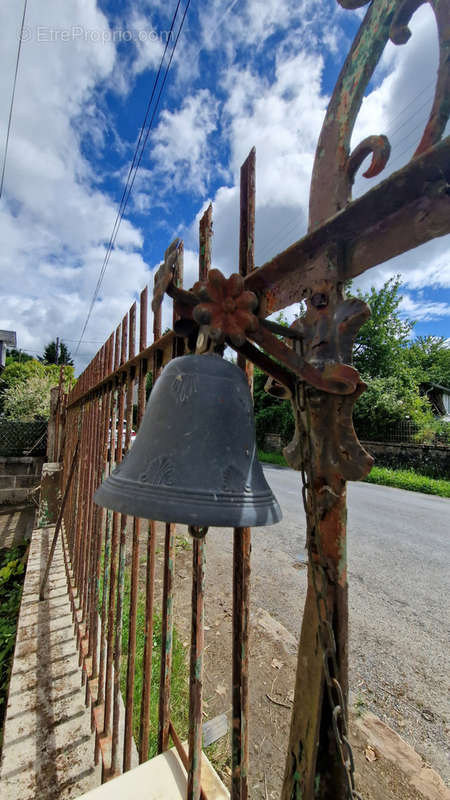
xmin=352 ymin=709 xmax=450 ymax=800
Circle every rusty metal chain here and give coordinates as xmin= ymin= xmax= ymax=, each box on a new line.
xmin=296 ymin=365 xmax=363 ymax=800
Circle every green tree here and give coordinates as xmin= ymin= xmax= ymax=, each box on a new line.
xmin=351 ymin=277 xmax=432 ymax=436
xmin=5 ymin=349 xmax=34 ymax=365
xmin=0 ymin=359 xmax=75 ymax=420
xmin=40 ymin=340 xmax=74 ymax=366
xmin=406 ymin=336 xmax=450 ymax=389
xmin=253 ymin=367 xmax=294 ymax=449
xmin=352 ymin=276 xmax=413 ymax=378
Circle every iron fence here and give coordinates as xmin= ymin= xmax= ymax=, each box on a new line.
xmin=56 ymin=202 xmax=255 ymax=795
xmin=47 ymin=1 xmax=450 ymax=796
xmin=0 ymin=419 xmax=48 ymax=456
xmin=357 ymin=419 xmax=450 ymax=447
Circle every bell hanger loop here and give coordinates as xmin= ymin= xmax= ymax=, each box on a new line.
xmin=195 ymin=325 xmax=225 ymax=357
xmin=195 ymin=325 xmax=213 ymax=355
xmin=188 ymin=525 xmax=209 ymax=539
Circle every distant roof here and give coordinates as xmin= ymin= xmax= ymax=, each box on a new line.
xmin=0 ymin=330 xmax=16 ymax=347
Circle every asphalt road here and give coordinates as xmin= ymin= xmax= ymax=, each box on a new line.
xmin=257 ymin=465 xmax=450 ymax=779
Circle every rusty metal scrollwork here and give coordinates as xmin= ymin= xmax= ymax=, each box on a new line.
xmin=151 ymin=238 xmax=183 ymax=314
xmin=309 ymin=0 xmax=450 ymax=229
xmin=284 ymin=285 xmax=374 ymax=494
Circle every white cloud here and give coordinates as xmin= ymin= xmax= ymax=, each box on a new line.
xmin=149 ymin=90 xmax=220 ymax=195
xmin=186 ymin=48 xmax=328 ymax=276
xmin=179 ymin=1 xmax=449 ymax=308
xmin=402 ymin=257 xmax=450 ymax=291
xmin=399 ymin=294 xmax=450 ymax=321
xmin=0 ymin=0 xmax=152 ymax=372
xmin=351 ymin=4 xmax=444 ymax=191
xmin=127 ymin=11 xmax=165 ymax=76
xmin=1 ymin=0 xmax=448 ymax=379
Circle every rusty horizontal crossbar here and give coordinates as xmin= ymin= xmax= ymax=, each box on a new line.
xmin=68 ymin=140 xmax=449 ymax=411
xmin=246 ymin=137 xmax=450 ymax=315
xmin=67 ymin=330 xmax=174 ymax=408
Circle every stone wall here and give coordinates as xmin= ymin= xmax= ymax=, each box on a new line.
xmin=0 ymin=456 xmax=44 ymax=505
xmin=361 ymin=441 xmax=450 ymax=479
xmin=264 ymin=433 xmax=283 ymax=452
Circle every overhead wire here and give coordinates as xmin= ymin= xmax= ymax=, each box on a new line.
xmin=74 ymin=0 xmax=191 ymax=356
xmin=64 ymin=338 xmax=105 ymax=344
xmin=380 ymin=79 xmax=434 ymax=129
xmin=0 ymin=0 xmax=28 ymax=199
xmin=81 ymin=0 xmax=183 ymax=319
xmin=76 ymin=31 xmax=437 ymax=350
xmin=256 ymin=81 xmax=437 ymax=265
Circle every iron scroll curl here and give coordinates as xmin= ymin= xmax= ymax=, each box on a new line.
xmin=309 ymin=0 xmax=450 ymax=229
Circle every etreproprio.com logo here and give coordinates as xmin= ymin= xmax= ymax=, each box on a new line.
xmin=19 ymin=26 xmax=173 ymax=44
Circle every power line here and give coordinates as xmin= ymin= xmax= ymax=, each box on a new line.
xmin=77 ymin=0 xmax=183 ymax=348
xmin=256 ymin=82 xmax=437 ymax=265
xmin=386 ymin=93 xmax=433 ymax=143
xmin=0 ymin=0 xmax=28 ymax=199
xmin=64 ymin=338 xmax=105 ymax=344
xmin=74 ymin=0 xmax=191 ymax=356
xmin=382 ymin=79 xmax=434 ymax=130
xmin=256 ymin=214 xmax=302 ymax=263
xmin=75 ymin=2 xmax=182 ymax=354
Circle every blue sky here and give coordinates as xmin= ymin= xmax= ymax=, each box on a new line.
xmin=1 ymin=0 xmax=449 ymax=373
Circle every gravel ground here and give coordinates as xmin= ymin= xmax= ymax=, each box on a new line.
xmin=260 ymin=467 xmax=450 ymax=782
xmin=134 ymin=468 xmax=449 ymax=795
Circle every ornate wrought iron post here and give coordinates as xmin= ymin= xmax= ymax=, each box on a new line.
xmin=281 ymin=2 xmax=449 ymax=796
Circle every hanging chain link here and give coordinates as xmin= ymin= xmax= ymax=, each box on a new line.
xmin=296 ymin=350 xmax=363 ymax=799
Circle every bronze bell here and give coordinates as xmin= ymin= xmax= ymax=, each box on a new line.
xmin=94 ymin=354 xmax=281 ymax=528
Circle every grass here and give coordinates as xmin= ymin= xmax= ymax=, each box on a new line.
xmin=364 ymin=465 xmax=450 ymax=498
xmin=258 ymin=450 xmax=450 ymax=498
xmin=119 ymin=573 xmax=189 ymax=761
xmin=258 ymin=449 xmax=288 ymax=467
xmin=0 ymin=544 xmax=28 ymax=751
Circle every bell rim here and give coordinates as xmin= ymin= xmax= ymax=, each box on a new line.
xmin=98 ymin=472 xmax=278 ymax=504
xmin=94 ymin=474 xmax=282 ymax=527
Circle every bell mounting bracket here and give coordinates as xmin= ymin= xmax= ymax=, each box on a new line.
xmin=151 ymin=258 xmax=361 ymax=397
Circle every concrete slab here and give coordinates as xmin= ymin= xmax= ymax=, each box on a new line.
xmin=353 ymin=711 xmax=450 ymax=800
xmin=76 ymin=745 xmax=229 ymax=800
xmin=0 ymin=504 xmax=35 ymax=548
xmin=0 ymin=527 xmax=101 ymax=800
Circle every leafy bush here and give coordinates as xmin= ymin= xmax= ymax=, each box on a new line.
xmin=1 ymin=359 xmax=75 ymax=421
xmin=253 ymin=366 xmax=294 ymax=449
xmin=413 ymin=420 xmax=450 ymax=446
xmin=0 ymin=545 xmax=27 ymax=745
xmin=353 ymin=373 xmax=433 ymax=441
